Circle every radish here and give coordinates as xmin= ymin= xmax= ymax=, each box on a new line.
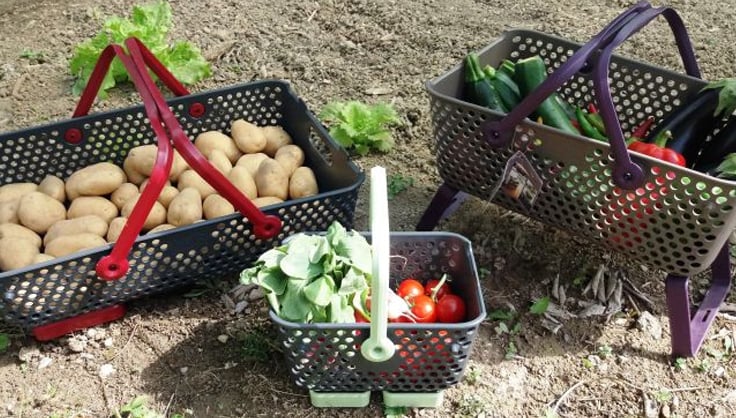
xmin=354 ymin=287 xmax=418 ymax=323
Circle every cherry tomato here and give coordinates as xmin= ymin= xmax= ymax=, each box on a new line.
xmin=436 ymin=294 xmax=466 ymax=323
xmin=397 ymin=279 xmax=424 ymax=302
xmin=424 ymin=279 xmax=450 ymax=301
xmin=410 ymin=295 xmax=437 ymax=323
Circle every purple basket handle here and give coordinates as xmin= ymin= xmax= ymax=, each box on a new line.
xmin=594 ymin=6 xmax=700 ymax=188
xmin=482 ymin=2 xmax=700 ymax=189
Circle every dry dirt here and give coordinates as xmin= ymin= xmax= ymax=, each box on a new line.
xmin=1 ymin=0 xmax=736 ymax=417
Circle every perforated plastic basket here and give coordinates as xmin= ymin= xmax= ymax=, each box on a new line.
xmin=0 ymin=78 xmax=363 ymax=335
xmin=271 ymin=231 xmax=486 ymax=407
xmin=417 ymin=2 xmax=734 ymax=357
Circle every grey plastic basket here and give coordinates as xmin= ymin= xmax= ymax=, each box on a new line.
xmin=0 ymin=80 xmax=364 ymax=336
xmin=270 ymin=231 xmax=485 ymax=404
xmin=416 ymin=2 xmax=734 ymax=357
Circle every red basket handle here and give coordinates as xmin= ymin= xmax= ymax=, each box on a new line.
xmin=481 ymin=1 xmax=700 ymax=190
xmin=123 ymin=37 xmax=282 ymax=238
xmin=70 ymin=44 xmax=175 ymax=281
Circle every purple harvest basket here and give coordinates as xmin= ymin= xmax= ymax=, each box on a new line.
xmin=417 ymin=1 xmax=734 ymax=357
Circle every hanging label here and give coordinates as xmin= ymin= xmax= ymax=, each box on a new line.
xmin=490 ymin=150 xmax=544 ymax=210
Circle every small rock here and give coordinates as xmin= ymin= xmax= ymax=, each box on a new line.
xmin=86 ymin=329 xmax=98 ymax=340
xmin=714 ymin=366 xmax=726 ymax=378
xmin=644 ymin=398 xmax=658 ymax=418
xmin=103 ymin=338 xmax=114 ymax=348
xmin=180 ymin=367 xmax=188 ymax=374
xmin=234 ymin=301 xmax=248 ymax=314
xmin=217 ymin=335 xmax=229 ymax=344
xmin=98 ymin=364 xmax=115 ymax=379
xmin=248 ymin=287 xmax=265 ymax=302
xmin=613 ymin=317 xmax=629 ymax=326
xmin=636 ymin=311 xmax=662 ymax=340
xmin=37 ymin=356 xmax=52 ymax=370
xmin=18 ymin=346 xmax=40 ymax=362
xmin=68 ymin=337 xmax=87 ymax=353
xmin=661 ymin=403 xmax=672 ymax=418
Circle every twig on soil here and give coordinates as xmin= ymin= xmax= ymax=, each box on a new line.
xmin=626 ymin=294 xmax=641 ymax=316
xmin=549 ymin=379 xmax=589 ymax=414
xmin=111 ymin=318 xmax=139 ymax=360
xmin=664 ymin=385 xmax=710 ymax=393
xmin=162 ymin=391 xmax=177 ymax=417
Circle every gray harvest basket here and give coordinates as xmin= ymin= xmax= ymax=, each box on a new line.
xmin=417 ymin=1 xmax=734 ymax=357
xmin=271 ymin=231 xmax=486 ymax=408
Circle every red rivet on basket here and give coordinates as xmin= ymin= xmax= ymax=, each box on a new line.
xmin=189 ymin=102 xmax=205 ymax=118
xmin=64 ymin=128 xmax=83 ymax=144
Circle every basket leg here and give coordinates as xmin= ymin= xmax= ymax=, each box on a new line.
xmin=32 ymin=304 xmax=127 ymax=341
xmin=416 ymin=183 xmax=468 ymax=231
xmin=666 ymin=243 xmax=731 ymax=357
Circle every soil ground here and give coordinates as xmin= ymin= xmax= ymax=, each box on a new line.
xmin=2 ymin=0 xmax=736 ymax=417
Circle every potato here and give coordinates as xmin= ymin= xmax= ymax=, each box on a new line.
xmin=148 ymin=224 xmax=176 ymax=234
xmin=252 ymin=196 xmax=284 ymax=208
xmin=0 ymin=199 xmax=19 ymax=224
xmin=38 ymin=175 xmax=66 ymax=202
xmin=177 ymin=170 xmax=216 ymax=199
xmin=106 ymin=217 xmax=127 ymax=242
xmin=111 ymin=183 xmax=139 ymax=210
xmin=0 ymin=183 xmax=37 ymax=204
xmin=67 ymin=197 xmax=118 ymax=224
xmin=33 ymin=253 xmax=54 ymax=264
xmin=236 ymin=153 xmax=269 ymax=178
xmin=45 ymin=233 xmax=107 ymax=258
xmin=289 ymin=166 xmax=319 ymax=199
xmin=167 ymin=187 xmax=203 ymax=227
xmin=227 ymin=166 xmax=258 ymax=199
xmin=194 ymin=131 xmax=242 ymax=163
xmin=138 ymin=180 xmax=179 ymax=208
xmin=157 ymin=186 xmax=179 ymax=209
xmin=262 ymin=125 xmax=293 ymax=156
xmin=18 ymin=192 xmax=66 ymax=234
xmin=0 ymin=223 xmax=42 ymax=248
xmin=65 ymin=162 xmax=126 ymax=200
xmin=121 ymin=195 xmax=167 ymax=231
xmin=0 ymin=237 xmax=39 ymax=271
xmin=123 ymin=145 xmax=188 ymax=184
xmin=231 ymin=119 xmax=267 ymax=154
xmin=43 ymin=215 xmax=108 ymax=247
xmin=208 ymin=149 xmax=233 ymax=174
xmin=203 ymin=194 xmax=235 ymax=220
xmin=274 ymin=144 xmax=305 ymax=176
xmin=254 ymin=158 xmax=289 ymax=200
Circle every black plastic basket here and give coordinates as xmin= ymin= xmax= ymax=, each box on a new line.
xmin=0 ymin=44 xmax=364 ymax=339
xmin=271 ymin=231 xmax=486 ymax=408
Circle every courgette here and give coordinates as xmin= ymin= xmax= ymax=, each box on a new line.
xmin=463 ymin=53 xmax=504 ymax=111
xmin=513 ymin=56 xmax=579 ymax=135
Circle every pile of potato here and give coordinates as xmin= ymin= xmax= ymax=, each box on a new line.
xmin=0 ymin=120 xmax=319 ymax=273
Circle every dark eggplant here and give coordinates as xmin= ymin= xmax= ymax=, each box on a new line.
xmin=645 ymin=79 xmax=736 ymax=165
xmin=692 ymin=119 xmax=736 ymax=175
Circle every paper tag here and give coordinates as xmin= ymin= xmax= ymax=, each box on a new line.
xmin=489 ymin=150 xmax=544 ymax=210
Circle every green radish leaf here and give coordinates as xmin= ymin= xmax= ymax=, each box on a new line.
xmin=258 ymin=248 xmax=285 ymax=269
xmin=280 ymin=255 xmax=322 ymax=280
xmin=260 ymin=270 xmax=287 ymax=296
xmin=280 ymin=280 xmax=312 ymax=322
xmin=702 ymin=78 xmax=736 ymax=117
xmin=303 ymin=276 xmax=336 ymax=307
xmin=329 ymin=294 xmax=355 ymax=323
xmin=338 ymin=267 xmax=369 ymax=296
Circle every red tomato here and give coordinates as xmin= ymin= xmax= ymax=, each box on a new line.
xmin=397 ymin=279 xmax=424 ymax=302
xmin=424 ymin=279 xmax=450 ymax=301
xmin=410 ymin=295 xmax=437 ymax=323
xmin=436 ymin=294 xmax=466 ymax=323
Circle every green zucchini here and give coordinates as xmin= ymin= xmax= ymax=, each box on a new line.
xmin=513 ymin=56 xmax=579 ymax=135
xmin=463 ymin=53 xmax=504 ymax=111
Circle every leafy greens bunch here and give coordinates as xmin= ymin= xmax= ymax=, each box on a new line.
xmin=69 ymin=1 xmax=211 ymax=96
xmin=319 ymin=101 xmax=401 ymax=156
xmin=240 ymin=221 xmax=373 ymax=323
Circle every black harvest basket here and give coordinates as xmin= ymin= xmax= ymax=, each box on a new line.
xmin=0 ymin=44 xmax=363 ymax=339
